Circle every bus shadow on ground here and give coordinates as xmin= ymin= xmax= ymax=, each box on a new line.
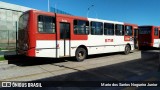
xmin=5 ymin=55 xmax=66 ymax=66
xmin=139 ymin=47 xmax=160 ymax=50
xmin=5 ymin=51 xmax=129 ymax=66
xmin=4 ymin=49 xmax=159 ymax=67
xmin=37 ymin=57 xmax=160 ymax=81
xmin=86 ymin=52 xmax=128 ymax=59
xmin=31 ymin=55 xmax=160 ymax=90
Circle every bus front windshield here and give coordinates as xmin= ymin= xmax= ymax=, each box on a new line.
xmin=139 ymin=27 xmax=151 ymax=34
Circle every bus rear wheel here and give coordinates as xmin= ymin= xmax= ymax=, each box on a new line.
xmin=75 ymin=48 xmax=87 ymax=62
xmin=124 ymin=45 xmax=130 ymax=55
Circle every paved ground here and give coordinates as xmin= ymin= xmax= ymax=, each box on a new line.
xmin=0 ymin=51 xmax=142 ymax=81
xmin=0 ymin=50 xmax=159 ymax=90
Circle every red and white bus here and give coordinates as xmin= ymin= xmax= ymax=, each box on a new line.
xmin=18 ymin=10 xmax=138 ymax=61
xmin=138 ymin=26 xmax=160 ymax=49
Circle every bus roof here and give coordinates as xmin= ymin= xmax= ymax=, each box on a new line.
xmin=88 ymin=18 xmax=123 ymax=24
xmin=29 ymin=10 xmax=138 ymax=25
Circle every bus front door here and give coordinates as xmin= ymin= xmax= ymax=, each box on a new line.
xmin=59 ymin=23 xmax=70 ymax=57
xmin=134 ymin=29 xmax=138 ymax=49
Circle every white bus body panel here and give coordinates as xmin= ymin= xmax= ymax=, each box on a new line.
xmin=35 ymin=38 xmax=133 ymax=58
xmin=153 ymin=39 xmax=160 ymax=48
xmin=59 ymin=40 xmax=70 ymax=57
xmin=70 ymin=36 xmax=134 ymax=57
xmin=36 ymin=40 xmax=57 ymax=57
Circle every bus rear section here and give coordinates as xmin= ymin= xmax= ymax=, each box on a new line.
xmin=138 ymin=26 xmax=160 ymax=48
xmin=18 ymin=11 xmax=30 ymax=55
xmin=18 ymin=10 xmax=57 ymax=57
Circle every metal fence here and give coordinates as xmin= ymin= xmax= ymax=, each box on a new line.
xmin=50 ymin=7 xmax=73 ymax=16
xmin=0 ymin=8 xmax=22 ymax=50
xmin=0 ymin=30 xmax=16 ymax=49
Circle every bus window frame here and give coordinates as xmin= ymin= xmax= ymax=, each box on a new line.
xmin=37 ymin=15 xmax=56 ymax=34
xmin=104 ymin=23 xmax=114 ymax=36
xmin=139 ymin=27 xmax=151 ymax=35
xmin=73 ymin=19 xmax=89 ymax=35
xmin=91 ymin=21 xmax=103 ymax=35
xmin=115 ymin=24 xmax=124 ymax=36
xmin=125 ymin=25 xmax=133 ymax=36
xmin=154 ymin=27 xmax=158 ymax=36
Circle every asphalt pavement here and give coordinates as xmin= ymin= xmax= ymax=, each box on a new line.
xmin=0 ymin=50 xmax=159 ymax=90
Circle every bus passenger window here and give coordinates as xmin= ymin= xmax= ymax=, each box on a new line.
xmin=154 ymin=28 xmax=158 ymax=36
xmin=91 ymin=21 xmax=103 ymax=35
xmin=104 ymin=23 xmax=114 ymax=35
xmin=74 ymin=20 xmax=89 ymax=35
xmin=125 ymin=26 xmax=133 ymax=36
xmin=159 ymin=31 xmax=160 ymax=38
xmin=115 ymin=24 xmax=124 ymax=36
xmin=38 ymin=15 xmax=55 ymax=33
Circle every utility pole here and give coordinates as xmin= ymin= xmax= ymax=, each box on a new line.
xmin=48 ymin=0 xmax=50 ymax=12
xmin=158 ymin=44 xmax=160 ymax=72
xmin=16 ymin=21 xmax=18 ymax=55
xmin=55 ymin=3 xmax=57 ymax=13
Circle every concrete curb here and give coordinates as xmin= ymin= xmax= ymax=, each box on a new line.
xmin=0 ymin=60 xmax=6 ymax=63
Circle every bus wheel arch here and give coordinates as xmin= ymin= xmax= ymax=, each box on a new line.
xmin=75 ymin=45 xmax=88 ymax=62
xmin=124 ymin=44 xmax=131 ymax=55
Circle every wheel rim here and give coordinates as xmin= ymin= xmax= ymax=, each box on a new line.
xmin=126 ymin=46 xmax=130 ymax=54
xmin=78 ymin=51 xmax=85 ymax=60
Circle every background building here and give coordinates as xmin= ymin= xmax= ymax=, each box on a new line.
xmin=0 ymin=1 xmax=72 ymax=50
xmin=0 ymin=1 xmax=31 ymax=50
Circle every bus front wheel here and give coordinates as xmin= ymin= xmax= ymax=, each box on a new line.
xmin=75 ymin=48 xmax=87 ymax=62
xmin=124 ymin=45 xmax=130 ymax=55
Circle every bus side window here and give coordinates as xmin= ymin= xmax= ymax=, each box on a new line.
xmin=74 ymin=20 xmax=89 ymax=35
xmin=125 ymin=25 xmax=133 ymax=36
xmin=159 ymin=30 xmax=160 ymax=38
xmin=38 ymin=15 xmax=55 ymax=33
xmin=104 ymin=23 xmax=114 ymax=35
xmin=115 ymin=24 xmax=124 ymax=36
xmin=91 ymin=21 xmax=103 ymax=35
xmin=154 ymin=28 xmax=158 ymax=36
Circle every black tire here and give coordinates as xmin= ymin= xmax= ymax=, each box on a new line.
xmin=75 ymin=48 xmax=87 ymax=62
xmin=124 ymin=45 xmax=130 ymax=55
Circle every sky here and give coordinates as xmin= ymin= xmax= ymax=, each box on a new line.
xmin=1 ymin=0 xmax=160 ymax=26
